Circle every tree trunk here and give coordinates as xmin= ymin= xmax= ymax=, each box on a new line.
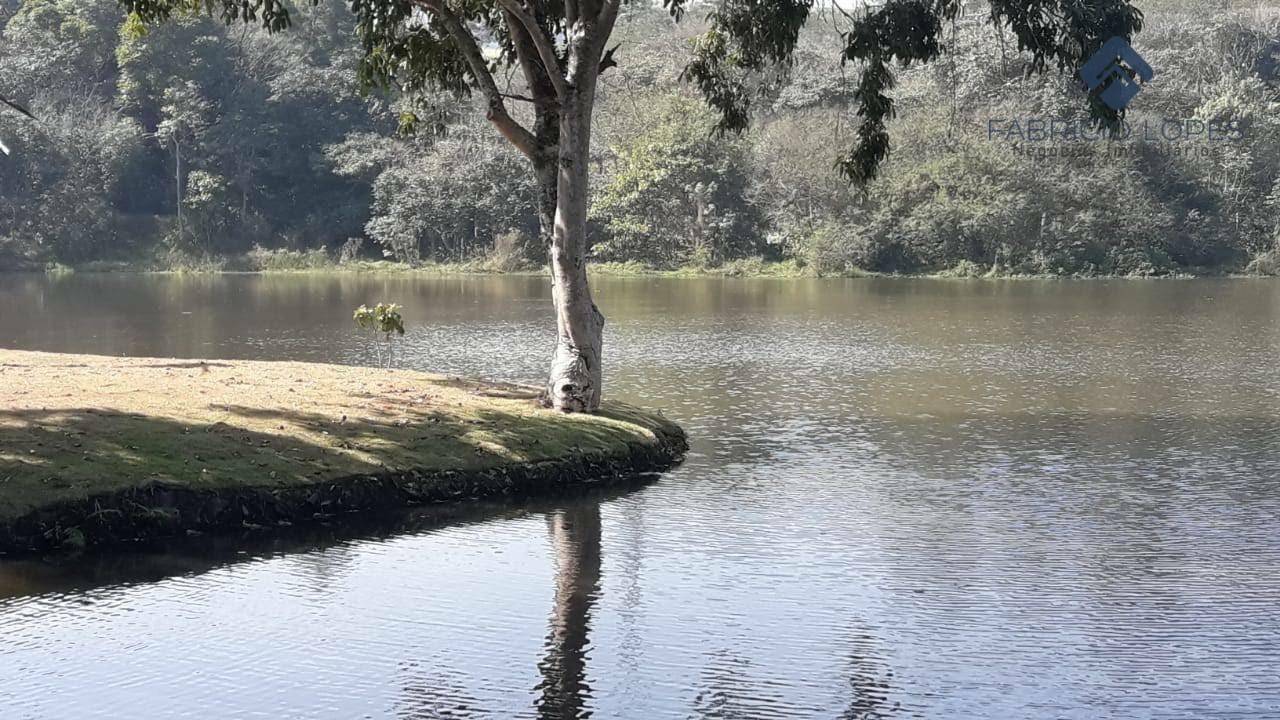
xmin=535 ymin=155 xmax=557 ymax=258
xmin=174 ymin=139 xmax=184 ymax=239
xmin=545 ymin=87 xmax=604 ymax=413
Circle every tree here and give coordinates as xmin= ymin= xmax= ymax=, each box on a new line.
xmin=0 ymin=0 xmax=121 ymax=100
xmin=155 ymin=81 xmax=214 ymax=241
xmin=329 ymin=111 xmax=538 ymax=264
xmin=114 ymin=1 xmax=377 ymax=255
xmin=1 ymin=94 xmax=142 ymax=263
xmin=592 ymin=93 xmax=762 ymax=267
xmin=119 ymin=0 xmax=1145 ymax=412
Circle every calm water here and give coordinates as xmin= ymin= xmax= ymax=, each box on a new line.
xmin=2 ymin=274 xmax=1280 ymax=719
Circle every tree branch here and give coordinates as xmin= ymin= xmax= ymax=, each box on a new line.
xmin=592 ymin=0 xmax=622 ymax=72
xmin=597 ymin=0 xmax=620 ymax=33
xmin=0 ymin=94 xmax=36 ymax=120
xmin=413 ymin=0 xmax=538 ymax=158
xmin=558 ymin=0 xmax=619 ymax=84
xmin=504 ymin=8 xmax=555 ymax=100
xmin=500 ymin=91 xmax=554 ymax=105
xmin=494 ymin=0 xmax=569 ymax=98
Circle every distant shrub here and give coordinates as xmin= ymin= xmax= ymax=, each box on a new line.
xmin=1109 ymin=246 xmax=1176 ymax=277
xmin=337 ymin=238 xmax=365 ymax=265
xmin=1246 ymin=249 xmax=1280 ymax=276
xmin=717 ymin=256 xmax=766 ymax=276
xmin=247 ymin=245 xmax=333 ymax=271
xmin=694 ymin=257 xmax=808 ymax=277
xmin=154 ymin=244 xmax=227 ymax=273
xmin=481 ymin=230 xmax=537 ymax=273
xmin=937 ymin=260 xmax=989 ymax=278
xmin=799 ymin=224 xmax=883 ymax=276
xmin=589 ymin=260 xmax=652 ymax=276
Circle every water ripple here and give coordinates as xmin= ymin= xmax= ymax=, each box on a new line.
xmin=2 ymin=276 xmax=1279 ymax=718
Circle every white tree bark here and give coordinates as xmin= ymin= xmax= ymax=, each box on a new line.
xmin=545 ymin=85 xmax=605 ymax=413
xmin=420 ymin=0 xmax=617 ymax=413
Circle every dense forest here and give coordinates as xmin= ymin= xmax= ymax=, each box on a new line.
xmin=1 ymin=0 xmax=1279 ymax=276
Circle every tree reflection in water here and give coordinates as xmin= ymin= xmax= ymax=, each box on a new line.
xmin=389 ymin=500 xmax=603 ymax=720
xmin=534 ymin=502 xmax=603 ymax=720
xmin=687 ymin=637 xmax=899 ymax=720
xmin=393 ymin=500 xmax=901 ymax=719
xmin=837 ymin=631 xmax=899 ymax=720
xmin=691 ymin=649 xmax=768 ymax=718
xmin=397 ymin=660 xmax=487 ymax=720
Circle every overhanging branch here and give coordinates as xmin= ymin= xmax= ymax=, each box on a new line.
xmin=494 ymin=0 xmax=569 ymax=98
xmin=597 ymin=0 xmax=620 ymax=32
xmin=413 ymin=0 xmax=538 ymax=158
xmin=505 ymin=10 xmax=560 ymax=107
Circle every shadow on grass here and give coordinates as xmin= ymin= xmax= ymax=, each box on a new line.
xmin=0 ymin=400 xmax=682 ymax=555
xmin=2 ymin=399 xmax=666 ymax=504
xmin=344 ymin=374 xmax=544 ymax=400
xmin=210 ymin=400 xmax=663 ymax=467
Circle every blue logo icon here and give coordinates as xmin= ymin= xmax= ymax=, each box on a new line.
xmin=1080 ymin=37 xmax=1154 ymax=110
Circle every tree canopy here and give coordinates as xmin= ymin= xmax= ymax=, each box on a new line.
xmin=115 ymin=0 xmax=1146 ymax=186
xmin=4 ymin=1 xmax=1278 ymax=277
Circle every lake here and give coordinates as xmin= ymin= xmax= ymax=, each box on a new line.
xmin=2 ymin=273 xmax=1279 ymax=719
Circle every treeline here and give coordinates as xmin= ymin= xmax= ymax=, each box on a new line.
xmin=1 ymin=0 xmax=1278 ymax=276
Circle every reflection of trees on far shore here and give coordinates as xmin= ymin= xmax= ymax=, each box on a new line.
xmin=691 ymin=648 xmax=768 ymax=719
xmin=838 ymin=631 xmax=901 ymax=720
xmin=396 ymin=660 xmax=489 ymax=720
xmin=686 ymin=629 xmax=902 ymax=719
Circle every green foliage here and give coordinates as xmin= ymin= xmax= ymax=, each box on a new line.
xmin=753 ymin=4 xmax=1280 ymax=276
xmin=0 ymin=98 xmax=145 ymax=264
xmin=1 ymin=0 xmax=121 ymax=96
xmin=354 ymin=302 xmax=405 ymax=368
xmin=354 ymin=302 xmax=405 ymax=335
xmin=686 ymin=0 xmax=1143 ymax=185
xmin=4 ymin=0 xmax=369 ymax=265
xmin=330 ymin=118 xmax=538 ymax=265
xmin=797 ymin=223 xmax=881 ymax=277
xmin=2 ymin=0 xmax=1280 ymax=279
xmin=112 ymin=0 xmax=1146 ymax=189
xmin=114 ymin=0 xmax=374 ymax=249
xmin=591 ymin=93 xmax=763 ymax=267
xmin=246 ymin=245 xmax=333 ymax=270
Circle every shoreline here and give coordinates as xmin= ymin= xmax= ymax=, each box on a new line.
xmin=7 ymin=260 xmax=1275 ymax=280
xmin=0 ymin=350 xmax=687 ymax=556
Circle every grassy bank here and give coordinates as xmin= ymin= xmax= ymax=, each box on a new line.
xmin=0 ymin=350 xmax=686 ymax=555
xmin=31 ymin=248 xmax=1278 ymax=279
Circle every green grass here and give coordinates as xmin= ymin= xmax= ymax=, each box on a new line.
xmin=0 ymin=349 xmax=683 ymax=527
xmin=588 ymin=258 xmax=818 ymax=277
xmin=48 ymin=253 xmax=1268 ymax=279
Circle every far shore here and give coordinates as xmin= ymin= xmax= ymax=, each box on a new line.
xmin=0 ymin=349 xmax=687 ymax=556
xmin=8 ymin=255 xmax=1277 ymax=280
